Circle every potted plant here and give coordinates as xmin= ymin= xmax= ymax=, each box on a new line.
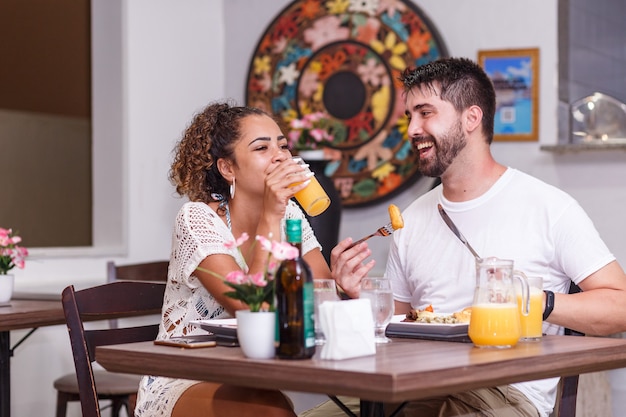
xmin=287 ymin=112 xmax=342 ymax=161
xmin=197 ymin=233 xmax=298 ymax=358
xmin=0 ymin=228 xmax=28 ymax=302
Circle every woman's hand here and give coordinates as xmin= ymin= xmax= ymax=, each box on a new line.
xmin=330 ymin=237 xmax=375 ymax=298
xmin=262 ymin=157 xmax=310 ymax=218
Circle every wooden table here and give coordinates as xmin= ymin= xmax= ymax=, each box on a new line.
xmin=96 ymin=335 xmax=626 ymax=416
xmin=0 ymin=299 xmax=65 ymax=417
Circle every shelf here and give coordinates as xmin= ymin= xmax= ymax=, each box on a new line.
xmin=541 ymin=142 xmax=626 ymax=153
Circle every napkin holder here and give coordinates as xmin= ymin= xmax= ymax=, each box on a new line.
xmin=319 ymin=298 xmax=376 ymax=360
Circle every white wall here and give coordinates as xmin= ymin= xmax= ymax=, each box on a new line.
xmin=9 ymin=1 xmax=626 ymax=416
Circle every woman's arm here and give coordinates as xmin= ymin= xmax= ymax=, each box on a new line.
xmin=195 ymin=254 xmax=249 ymax=315
xmin=303 ymin=248 xmax=331 ymax=279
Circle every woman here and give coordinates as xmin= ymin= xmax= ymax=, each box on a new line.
xmin=135 ymin=101 xmax=373 ymax=417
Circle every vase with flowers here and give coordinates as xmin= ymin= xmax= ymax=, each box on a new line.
xmin=0 ymin=227 xmax=29 ymax=303
xmin=287 ymin=111 xmax=342 ymax=161
xmin=198 ymin=232 xmax=298 ymax=358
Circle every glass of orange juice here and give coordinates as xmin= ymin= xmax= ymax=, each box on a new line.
xmin=516 ymin=276 xmax=543 ymax=342
xmin=291 ymin=157 xmax=331 ymax=217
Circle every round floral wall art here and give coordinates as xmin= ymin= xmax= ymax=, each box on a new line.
xmin=246 ymin=0 xmax=448 ymax=206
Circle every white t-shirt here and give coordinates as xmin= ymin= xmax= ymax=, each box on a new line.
xmin=135 ymin=200 xmax=321 ymax=417
xmin=386 ymin=168 xmax=615 ymax=417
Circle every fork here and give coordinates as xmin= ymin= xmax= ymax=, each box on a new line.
xmin=347 ymin=222 xmax=395 ymax=248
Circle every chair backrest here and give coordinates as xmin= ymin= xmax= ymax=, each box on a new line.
xmin=106 ymin=260 xmax=169 ymax=283
xmin=62 ymin=281 xmax=166 ymax=417
xmin=551 ymin=281 xmax=584 ymax=417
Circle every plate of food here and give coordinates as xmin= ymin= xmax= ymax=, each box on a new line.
xmin=385 ymin=306 xmax=472 ymax=342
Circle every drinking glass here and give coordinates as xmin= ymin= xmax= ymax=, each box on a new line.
xmin=291 ymin=157 xmax=331 ymax=217
xmin=313 ymin=279 xmax=339 ymax=345
xmin=517 ymin=275 xmax=544 ymax=342
xmin=360 ymin=277 xmax=394 ymax=344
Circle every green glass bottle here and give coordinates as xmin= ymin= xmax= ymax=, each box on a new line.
xmin=275 ymin=219 xmax=315 ymax=359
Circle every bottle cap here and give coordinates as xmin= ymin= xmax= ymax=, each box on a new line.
xmin=285 ymin=219 xmax=302 ymax=243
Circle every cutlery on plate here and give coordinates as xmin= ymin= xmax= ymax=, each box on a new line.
xmin=437 ymin=204 xmax=482 ymax=262
xmin=348 ymin=222 xmax=394 ymax=248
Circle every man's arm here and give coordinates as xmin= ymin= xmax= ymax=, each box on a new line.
xmin=548 ymin=260 xmax=626 ymax=336
xmin=395 ymin=300 xmax=411 ymax=315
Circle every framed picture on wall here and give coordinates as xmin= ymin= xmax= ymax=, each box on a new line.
xmin=478 ymin=48 xmax=539 ymax=141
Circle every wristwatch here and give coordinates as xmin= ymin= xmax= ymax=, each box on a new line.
xmin=543 ymin=290 xmax=555 ymax=321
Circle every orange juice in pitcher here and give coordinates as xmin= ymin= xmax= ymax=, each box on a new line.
xmin=468 ymin=303 xmax=521 ymax=347
xmin=469 ymin=257 xmax=529 ymax=348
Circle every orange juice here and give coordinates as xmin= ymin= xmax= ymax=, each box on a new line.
xmin=294 ymin=175 xmax=330 ymax=217
xmin=468 ymin=303 xmax=521 ymax=348
xmin=517 ymin=287 xmax=543 ymax=341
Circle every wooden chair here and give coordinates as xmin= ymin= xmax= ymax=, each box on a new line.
xmin=56 ymin=281 xmax=165 ymax=417
xmin=106 ymin=260 xmax=168 ymax=329
xmin=106 ymin=260 xmax=169 ymax=284
xmin=54 ymin=261 xmax=168 ymax=417
xmin=551 ymin=282 xmax=584 ymax=417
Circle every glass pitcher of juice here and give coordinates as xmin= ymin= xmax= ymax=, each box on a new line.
xmin=468 ymin=257 xmax=529 ymax=348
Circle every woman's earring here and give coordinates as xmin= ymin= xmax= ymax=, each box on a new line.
xmin=229 ymin=178 xmax=236 ymax=199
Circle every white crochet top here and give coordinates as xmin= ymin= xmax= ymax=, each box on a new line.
xmin=134 ymin=200 xmax=321 ymax=416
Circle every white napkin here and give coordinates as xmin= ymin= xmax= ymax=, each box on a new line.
xmin=319 ymin=298 xmax=376 ymax=360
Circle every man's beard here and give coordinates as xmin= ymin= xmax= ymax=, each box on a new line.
xmin=417 ymin=120 xmax=467 ymax=178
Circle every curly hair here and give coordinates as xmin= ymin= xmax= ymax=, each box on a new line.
xmin=399 ymin=57 xmax=496 ymax=144
xmin=169 ymin=101 xmax=269 ymax=203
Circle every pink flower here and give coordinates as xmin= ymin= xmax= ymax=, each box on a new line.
xmin=310 ymin=128 xmax=333 ymax=143
xmin=298 ymin=70 xmax=320 ymax=98
xmin=256 ymin=234 xmax=273 ymax=252
xmin=0 ymin=227 xmax=28 ymax=274
xmin=305 ymin=112 xmax=325 ymax=123
xmin=290 ymin=118 xmax=312 ymax=130
xmin=224 ymin=232 xmax=249 ymax=250
xmin=249 ymin=272 xmax=267 ymax=287
xmin=225 ymin=270 xmax=247 ymax=285
xmin=271 ymin=241 xmax=299 ymax=261
xmin=288 ymin=112 xmax=336 ymax=151
xmin=303 ymin=15 xmax=349 ymax=50
xmin=357 ymin=57 xmax=386 ymax=88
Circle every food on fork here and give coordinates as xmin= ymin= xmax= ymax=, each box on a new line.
xmin=402 ymin=306 xmax=472 ymax=324
xmin=388 ymin=204 xmax=404 ymax=230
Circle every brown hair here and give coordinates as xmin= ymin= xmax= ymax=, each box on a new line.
xmin=400 ymin=57 xmax=496 ymax=144
xmin=169 ymin=101 xmax=268 ymax=203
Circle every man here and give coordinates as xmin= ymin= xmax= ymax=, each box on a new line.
xmin=324 ymin=57 xmax=626 ymax=417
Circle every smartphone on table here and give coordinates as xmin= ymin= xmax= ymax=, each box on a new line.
xmin=154 ymin=334 xmax=217 ymax=348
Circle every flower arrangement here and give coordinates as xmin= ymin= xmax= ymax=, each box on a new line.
xmin=287 ymin=112 xmax=336 ymax=151
xmin=0 ymin=228 xmax=28 ymax=275
xmin=198 ymin=233 xmax=298 ymax=312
